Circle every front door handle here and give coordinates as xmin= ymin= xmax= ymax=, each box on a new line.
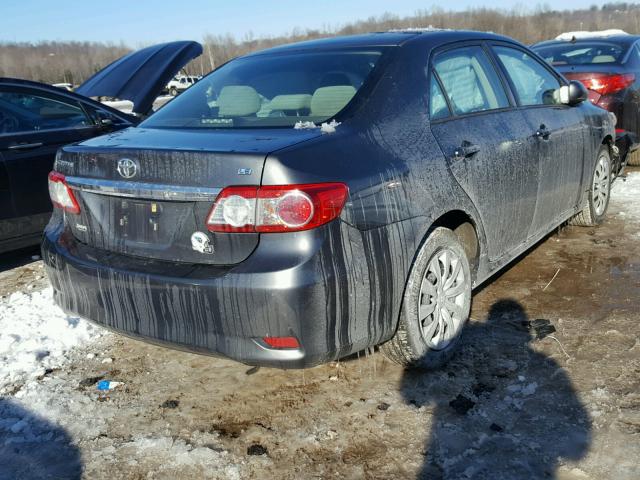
xmin=535 ymin=125 xmax=551 ymax=140
xmin=7 ymin=142 xmax=44 ymax=150
xmin=453 ymin=142 xmax=480 ymax=159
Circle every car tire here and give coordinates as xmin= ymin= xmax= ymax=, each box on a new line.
xmin=627 ymin=149 xmax=640 ymax=166
xmin=569 ymin=146 xmax=612 ymax=227
xmin=382 ymin=227 xmax=472 ymax=369
xmin=170 ymin=87 xmax=178 ymax=96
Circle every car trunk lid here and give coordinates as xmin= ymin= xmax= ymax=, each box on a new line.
xmin=56 ymin=127 xmax=322 ymax=265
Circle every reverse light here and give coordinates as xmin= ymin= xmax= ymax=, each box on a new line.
xmin=48 ymin=171 xmax=80 ymax=214
xmin=568 ymin=73 xmax=635 ymax=96
xmin=206 ymin=183 xmax=348 ymax=233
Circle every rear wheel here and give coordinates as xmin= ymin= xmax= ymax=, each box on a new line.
xmin=569 ymin=146 xmax=611 ymax=227
xmin=382 ymin=227 xmax=472 ymax=369
xmin=627 ymin=149 xmax=640 ymax=166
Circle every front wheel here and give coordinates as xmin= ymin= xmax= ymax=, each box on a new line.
xmin=569 ymin=146 xmax=612 ymax=227
xmin=382 ymin=227 xmax=472 ymax=369
xmin=169 ymin=87 xmax=178 ymax=96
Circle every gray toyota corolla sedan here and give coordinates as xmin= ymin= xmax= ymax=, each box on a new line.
xmin=42 ymin=30 xmax=616 ymax=369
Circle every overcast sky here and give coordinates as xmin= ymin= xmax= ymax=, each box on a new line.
xmin=2 ymin=0 xmax=617 ymax=45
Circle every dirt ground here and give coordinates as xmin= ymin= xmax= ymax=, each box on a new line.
xmin=1 ymin=171 xmax=639 ymax=479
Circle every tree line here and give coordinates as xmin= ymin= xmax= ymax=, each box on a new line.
xmin=2 ymin=2 xmax=639 ymax=85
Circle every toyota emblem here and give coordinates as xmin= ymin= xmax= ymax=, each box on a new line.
xmin=117 ymin=158 xmax=138 ymax=179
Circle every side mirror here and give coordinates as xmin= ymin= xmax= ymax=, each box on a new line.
xmin=560 ymin=81 xmax=588 ymax=106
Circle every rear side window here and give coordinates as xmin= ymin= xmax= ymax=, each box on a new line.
xmin=83 ymin=104 xmax=130 ymax=126
xmin=0 ymin=90 xmax=91 ymax=134
xmin=433 ymin=46 xmax=509 ymax=116
xmin=493 ymin=46 xmax=562 ymax=106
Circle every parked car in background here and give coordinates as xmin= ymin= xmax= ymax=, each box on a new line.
xmin=533 ymin=30 xmax=640 ymax=168
xmin=0 ymin=41 xmax=202 ymax=253
xmin=165 ymin=75 xmax=200 ymax=96
xmin=43 ymin=31 xmax=615 ymax=369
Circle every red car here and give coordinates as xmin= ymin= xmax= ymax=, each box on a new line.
xmin=533 ymin=31 xmax=640 ymax=171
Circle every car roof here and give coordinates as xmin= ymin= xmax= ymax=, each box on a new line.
xmin=245 ymin=30 xmax=521 ymax=57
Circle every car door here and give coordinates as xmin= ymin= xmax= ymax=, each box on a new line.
xmin=0 ymin=152 xmax=17 ymax=247
xmin=0 ymin=86 xmax=99 ymax=241
xmin=490 ymin=43 xmax=587 ymax=233
xmin=428 ymin=43 xmax=541 ymax=262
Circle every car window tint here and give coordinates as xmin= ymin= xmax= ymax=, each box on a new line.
xmin=494 ymin=46 xmax=562 ymax=106
xmin=433 ymin=46 xmax=509 ymax=115
xmin=0 ymin=90 xmax=91 ymax=134
xmin=429 ymin=76 xmax=450 ymax=120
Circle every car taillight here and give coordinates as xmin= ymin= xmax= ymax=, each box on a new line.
xmin=206 ymin=183 xmax=348 ymax=233
xmin=48 ymin=171 xmax=80 ymax=214
xmin=570 ymin=73 xmax=635 ymax=96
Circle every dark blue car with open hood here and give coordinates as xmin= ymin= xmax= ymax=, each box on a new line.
xmin=42 ymin=30 xmax=615 ymax=369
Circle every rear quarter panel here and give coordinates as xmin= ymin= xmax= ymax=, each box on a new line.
xmin=261 ymin=43 xmax=487 ymax=345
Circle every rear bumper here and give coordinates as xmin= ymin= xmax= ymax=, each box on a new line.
xmin=42 ymin=217 xmax=383 ymax=368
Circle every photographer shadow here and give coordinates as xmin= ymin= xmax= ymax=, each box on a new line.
xmin=0 ymin=398 xmax=81 ymax=480
xmin=401 ymin=299 xmax=591 ymax=479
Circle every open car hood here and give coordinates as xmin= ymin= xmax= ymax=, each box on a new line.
xmin=75 ymin=41 xmax=202 ymax=116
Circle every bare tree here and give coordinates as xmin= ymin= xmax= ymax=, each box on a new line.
xmin=2 ymin=2 xmax=639 ymax=84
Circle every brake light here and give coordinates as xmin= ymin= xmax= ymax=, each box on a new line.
xmin=206 ymin=183 xmax=348 ymax=233
xmin=48 ymin=171 xmax=80 ymax=214
xmin=569 ymin=73 xmax=635 ymax=96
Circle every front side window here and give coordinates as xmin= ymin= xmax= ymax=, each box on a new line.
xmin=433 ymin=46 xmax=509 ymax=116
xmin=494 ymin=46 xmax=562 ymax=106
xmin=142 ymin=49 xmax=385 ymax=129
xmin=0 ymin=90 xmax=90 ymax=134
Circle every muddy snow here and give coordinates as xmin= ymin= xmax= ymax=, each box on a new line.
xmin=1 ymin=171 xmax=639 ymax=479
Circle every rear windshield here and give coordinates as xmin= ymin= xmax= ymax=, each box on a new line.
xmin=534 ymin=42 xmax=626 ymax=66
xmin=142 ymin=49 xmax=385 ymax=129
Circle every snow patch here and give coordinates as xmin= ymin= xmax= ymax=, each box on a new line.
xmin=387 ymin=26 xmax=449 ymax=33
xmin=611 ymin=171 xmax=640 ymax=222
xmin=294 ymin=121 xmax=317 ymax=130
xmin=321 ymin=120 xmax=341 ymax=134
xmin=0 ymin=288 xmax=103 ymax=393
xmin=293 ymin=119 xmax=341 ymax=133
xmin=555 ymin=29 xmax=629 ymax=41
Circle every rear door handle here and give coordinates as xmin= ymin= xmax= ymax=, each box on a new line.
xmin=7 ymin=142 xmax=44 ymax=150
xmin=453 ymin=142 xmax=480 ymax=159
xmin=535 ymin=125 xmax=551 ymax=140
